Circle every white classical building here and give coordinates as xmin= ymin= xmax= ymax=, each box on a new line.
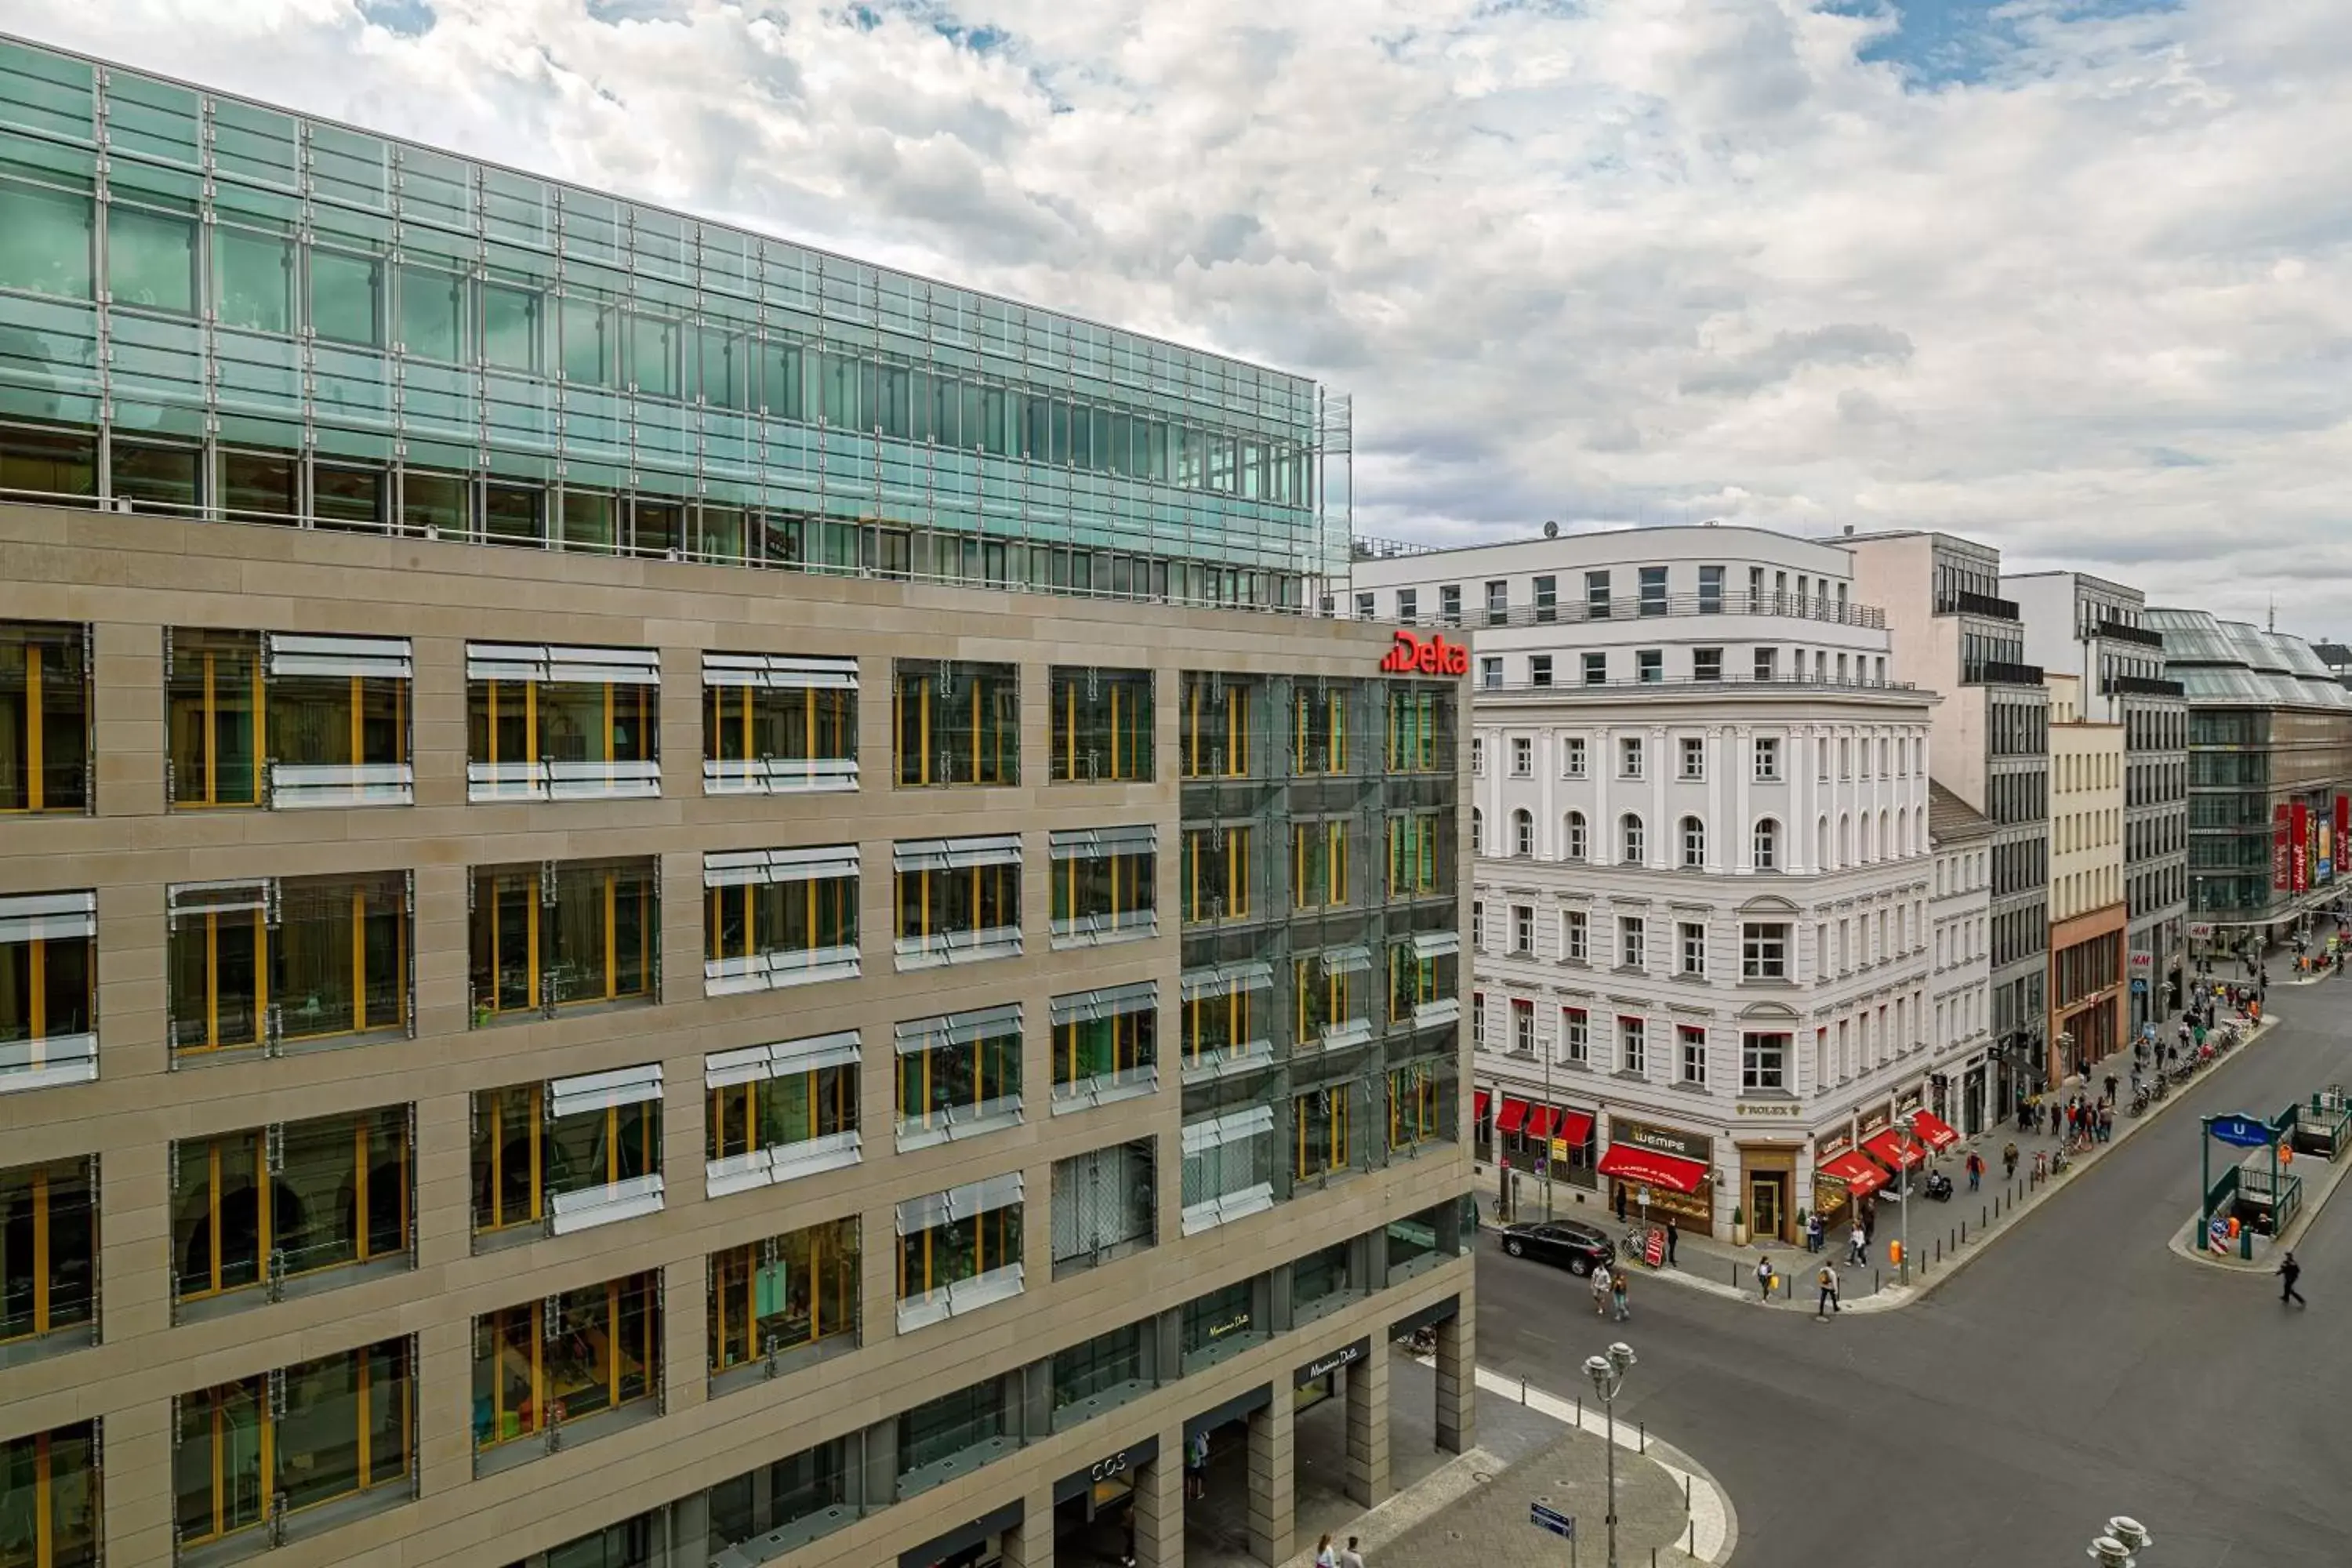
xmin=1926 ymin=782 xmax=1997 ymax=1133
xmin=1356 ymin=527 xmax=1957 ymax=1243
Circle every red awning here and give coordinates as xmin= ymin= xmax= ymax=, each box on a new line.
xmin=1863 ymin=1129 xmax=1924 ymax=1171
xmin=1474 ymin=1091 xmax=1491 ymax=1123
xmin=1556 ymin=1109 xmax=1595 ymax=1146
xmin=1817 ymin=1149 xmax=1888 ymax=1199
xmin=1524 ymin=1105 xmax=1560 ymax=1142
xmin=1496 ymin=1098 xmax=1530 ymax=1134
xmin=1595 ymin=1142 xmax=1710 ymax=1196
xmin=1908 ymin=1109 xmax=1960 ymax=1151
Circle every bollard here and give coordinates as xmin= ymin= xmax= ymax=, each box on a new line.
xmin=1577 ymin=1396 xmax=1584 ymax=1425
xmin=1875 ymin=1267 xmax=1882 ymax=1291
xmin=1640 ymin=1420 xmax=1647 ymax=1453
xmin=1935 ymin=1236 xmax=1941 ymax=1262
xmin=1731 ymin=1261 xmax=1740 ymax=1290
xmin=1521 ymin=1375 xmax=1528 ymax=1403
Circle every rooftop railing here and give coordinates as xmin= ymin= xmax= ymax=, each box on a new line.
xmin=1380 ymin=591 xmax=1887 ymax=632
xmin=1936 ymin=589 xmax=2020 ymax=622
xmin=2096 ymin=620 xmax=2166 ymax=649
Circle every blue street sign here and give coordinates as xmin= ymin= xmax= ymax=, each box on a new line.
xmin=2130 ymin=977 xmax=2147 ymax=994
xmin=2209 ymin=1114 xmax=2273 ymax=1148
xmin=1530 ymin=1502 xmax=1577 ymax=1539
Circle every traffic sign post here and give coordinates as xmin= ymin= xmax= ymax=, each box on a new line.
xmin=1530 ymin=1501 xmax=1578 ymax=1563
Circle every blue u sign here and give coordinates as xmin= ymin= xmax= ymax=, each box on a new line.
xmin=2210 ymin=1114 xmax=2273 ymax=1148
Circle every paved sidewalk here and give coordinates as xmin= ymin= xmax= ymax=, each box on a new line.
xmin=1630 ymin=1012 xmax=2286 ymax=1313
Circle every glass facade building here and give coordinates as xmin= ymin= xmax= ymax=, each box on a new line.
xmin=0 ymin=36 xmax=1350 ymax=609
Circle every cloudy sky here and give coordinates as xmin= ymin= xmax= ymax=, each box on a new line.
xmin=14 ymin=0 xmax=2352 ymax=633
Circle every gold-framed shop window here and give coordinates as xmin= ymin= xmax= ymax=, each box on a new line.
xmin=1290 ymin=683 xmax=1349 ymax=775
xmin=1051 ymin=1006 xmax=1156 ymax=1098
xmin=1388 ymin=1062 xmax=1443 ymax=1151
xmin=702 ymin=653 xmax=858 ymax=793
xmin=1385 ymin=812 xmax=1446 ymax=897
xmin=172 ymin=1338 xmax=413 ymax=1547
xmin=1294 ymin=1086 xmax=1352 ymax=1181
xmin=0 ymin=621 xmax=90 ymax=815
xmin=1292 ymin=818 xmax=1349 ymax=909
xmin=706 ymin=1063 xmax=856 ymax=1164
xmin=1048 ymin=840 xmax=1156 ymax=942
xmin=1384 ymin=685 xmax=1451 ymax=773
xmin=1182 ymin=986 xmax=1260 ymax=1066
xmin=468 ymin=860 xmax=656 ymax=1023
xmin=165 ymin=630 xmax=263 ymax=808
xmin=1181 ymin=672 xmax=1255 ymax=779
xmin=170 ymin=1106 xmax=410 ymax=1307
xmin=893 ymin=659 xmax=1018 ymax=787
xmin=1180 ymin=825 xmax=1254 ymax=925
xmin=0 ymin=1421 xmax=101 ymax=1568
xmin=0 ymin=1156 xmax=96 ymax=1348
xmin=704 ymin=869 xmax=861 ymax=988
xmin=470 ymin=1274 xmax=659 ymax=1453
xmin=1050 ymin=666 xmax=1153 ymax=782
xmin=463 ymin=643 xmax=660 ymax=800
xmin=896 ymin=1203 xmax=1021 ymax=1306
xmin=707 ymin=1218 xmax=860 ymax=1376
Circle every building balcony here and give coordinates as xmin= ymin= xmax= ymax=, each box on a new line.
xmin=2095 ymin=620 xmax=2166 ymax=649
xmin=1971 ymin=659 xmax=2045 ymax=687
xmin=2105 ymin=674 xmax=2185 ymax=698
xmin=1935 ymin=588 xmax=2020 ymax=621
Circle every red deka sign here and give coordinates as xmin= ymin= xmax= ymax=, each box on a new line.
xmin=1379 ymin=630 xmax=1469 ymax=677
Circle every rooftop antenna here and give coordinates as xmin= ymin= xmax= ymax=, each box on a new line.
xmin=2269 ymin=596 xmax=2277 ymax=633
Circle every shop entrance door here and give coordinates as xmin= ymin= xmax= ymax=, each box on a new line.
xmin=1748 ymin=1174 xmax=1785 ymax=1241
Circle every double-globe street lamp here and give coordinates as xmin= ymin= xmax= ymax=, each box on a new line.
xmin=1583 ymin=1341 xmax=1636 ymax=1568
xmin=2088 ymin=1516 xmax=2152 ymax=1565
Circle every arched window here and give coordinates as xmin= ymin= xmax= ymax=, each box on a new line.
xmin=1472 ymin=808 xmax=1483 ymax=855
xmin=1754 ymin=818 xmax=1780 ymax=871
xmin=1512 ymin=808 xmax=1534 ymax=858
xmin=1878 ymin=808 xmax=1891 ymax=862
xmin=1680 ymin=815 xmax=1706 ymax=869
xmin=1839 ymin=812 xmax=1853 ymax=866
xmin=1621 ymin=813 xmax=1646 ymax=865
xmin=1816 ymin=815 xmax=1829 ymax=870
xmin=1565 ymin=811 xmax=1588 ymax=862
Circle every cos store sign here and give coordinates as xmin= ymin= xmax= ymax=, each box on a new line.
xmin=1054 ymin=1435 xmax=1161 ymax=1506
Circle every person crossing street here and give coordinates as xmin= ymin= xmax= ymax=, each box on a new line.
xmin=2279 ymin=1250 xmax=2307 ymax=1306
xmin=1816 ymin=1261 xmax=1841 ymax=1319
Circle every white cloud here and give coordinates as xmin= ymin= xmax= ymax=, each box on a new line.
xmin=12 ymin=0 xmax=2352 ymax=632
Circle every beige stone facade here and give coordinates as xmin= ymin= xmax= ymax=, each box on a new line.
xmin=0 ymin=500 xmax=1474 ymax=1568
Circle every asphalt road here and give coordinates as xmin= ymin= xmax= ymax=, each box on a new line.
xmin=1475 ymin=1003 xmax=2352 ymax=1568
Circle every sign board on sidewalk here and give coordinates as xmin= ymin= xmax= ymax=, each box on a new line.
xmin=1530 ymin=1503 xmax=1577 ymax=1539
xmin=1643 ymin=1228 xmax=1666 ymax=1268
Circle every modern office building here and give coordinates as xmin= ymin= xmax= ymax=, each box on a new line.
xmin=1842 ymin=531 xmax=2051 ymax=1115
xmin=1354 ymin=528 xmax=1952 ymax=1243
xmin=2042 ymin=674 xmax=2126 ymax=1083
xmin=2005 ymin=572 xmax=2188 ymax=1033
xmin=1925 ymin=784 xmax=1995 ymax=1134
xmin=2148 ymin=608 xmax=2352 ymax=953
xmin=0 ymin=37 xmax=1474 ymax=1568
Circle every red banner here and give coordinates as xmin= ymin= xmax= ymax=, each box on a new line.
xmin=2337 ymin=794 xmax=2348 ymax=848
xmin=2275 ymin=804 xmax=2293 ymax=891
xmin=2293 ymin=801 xmax=2310 ymax=892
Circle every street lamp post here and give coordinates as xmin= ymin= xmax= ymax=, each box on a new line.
xmin=1892 ymin=1117 xmax=1915 ymax=1286
xmin=1583 ymin=1341 xmax=1636 ymax=1568
xmin=1542 ymin=1039 xmax=1554 ymax=1221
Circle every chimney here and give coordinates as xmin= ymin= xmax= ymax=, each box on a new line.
xmin=1843 ymin=524 xmax=1854 ymax=536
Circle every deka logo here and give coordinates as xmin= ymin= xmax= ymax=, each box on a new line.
xmin=1378 ymin=630 xmax=1470 ymax=677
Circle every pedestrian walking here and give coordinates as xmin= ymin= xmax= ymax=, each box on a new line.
xmin=1315 ymin=1532 xmax=1339 ymax=1568
xmin=1755 ymin=1251 xmax=1776 ymax=1303
xmin=2002 ymin=1141 xmax=2019 ymax=1180
xmin=1339 ymin=1537 xmax=1367 ymax=1568
xmin=2104 ymin=1073 xmax=2118 ymax=1105
xmin=1611 ymin=1271 xmax=1630 ymax=1322
xmin=1591 ymin=1262 xmax=1612 ymax=1316
xmin=1816 ymin=1261 xmax=1840 ymax=1318
xmin=2279 ymin=1250 xmax=2307 ymax=1306
xmin=1965 ymin=1151 xmax=1982 ymax=1192
xmin=1847 ymin=1222 xmax=1866 ymax=1267
xmin=1664 ymin=1217 xmax=1679 ymax=1266
xmin=1860 ymin=1203 xmax=1875 ymax=1247
xmin=1615 ymin=1183 xmax=1629 ymax=1225
xmin=2099 ymin=1105 xmax=2113 ymax=1142
xmin=1185 ymin=1428 xmax=1210 ymax=1500
xmin=1806 ymin=1210 xmax=1824 ymax=1253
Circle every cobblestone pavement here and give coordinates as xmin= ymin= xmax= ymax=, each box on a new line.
xmin=1363 ymin=1421 xmax=1700 ymax=1568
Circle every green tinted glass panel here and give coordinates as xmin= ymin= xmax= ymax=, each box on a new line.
xmin=310 ymin=249 xmax=382 ymax=347
xmin=484 ymin=284 xmax=543 ymax=373
xmin=107 ymin=204 xmax=195 ymax=315
xmin=0 ymin=177 xmax=91 ymax=299
xmin=561 ymin=297 xmax=610 ymax=386
xmin=214 ymin=228 xmax=293 ymax=334
xmin=400 ymin=264 xmax=464 ymax=363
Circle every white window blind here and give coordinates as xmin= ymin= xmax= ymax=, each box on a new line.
xmin=0 ymin=891 xmax=96 ymax=945
xmin=1049 ymin=981 xmax=1156 ymax=1028
xmin=466 ymin=642 xmax=660 ymax=685
xmin=702 ymin=651 xmax=859 ymax=690
xmin=1049 ymin=824 xmax=1159 ymax=860
xmin=896 ymin=1172 xmax=1023 ymax=1235
xmin=265 ymin=633 xmax=412 ymax=680
xmin=704 ymin=1029 xmax=862 ymax=1088
xmin=895 ymin=1004 xmax=1023 ymax=1054
xmin=894 ymin=836 xmax=1023 ymax=873
xmin=702 ymin=845 xmax=860 ymax=887
xmin=549 ymin=1063 xmax=664 ymax=1120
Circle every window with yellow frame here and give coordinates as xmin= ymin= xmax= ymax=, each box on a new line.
xmin=470 ymin=1274 xmax=659 ymax=1452
xmin=1294 ymin=1084 xmax=1354 ymax=1181
xmin=895 ymin=1008 xmax=1023 ymax=1141
xmin=1387 ymin=942 xmax=1457 ymax=1024
xmin=704 ymin=860 xmax=861 ymax=990
xmin=470 ymin=1081 xmax=661 ymax=1237
xmin=706 ymin=1218 xmax=860 ymax=1379
xmin=164 ymin=629 xmax=263 ymax=808
xmin=0 ymin=891 xmax=96 ymax=1082
xmin=1180 ymin=824 xmax=1254 ymax=925
xmin=166 ymin=629 xmax=412 ymax=809
xmin=1049 ymin=830 xmax=1156 ymax=943
xmin=1385 ymin=812 xmax=1446 ymax=898
xmin=706 ymin=1060 xmax=857 ymax=1166
xmin=1384 ymin=684 xmax=1451 ymax=773
xmin=468 ymin=859 xmax=656 ymax=1022
xmin=171 ymin=1106 xmax=411 ymax=1308
xmin=1181 ymin=974 xmax=1265 ymax=1068
xmin=1179 ymin=671 xmax=1258 ymax=779
xmin=464 ymin=643 xmax=660 ymax=800
xmin=0 ymin=620 xmax=90 ymax=815
xmin=1051 ymin=999 xmax=1156 ymax=1100
xmin=168 ymin=873 xmax=409 ymax=1059
xmin=1292 ymin=818 xmax=1349 ymax=909
xmin=1388 ymin=1062 xmax=1446 ymax=1151
xmin=1050 ymin=666 xmax=1153 ymax=782
xmin=0 ymin=1156 xmax=95 ymax=1348
xmin=895 ymin=854 xmax=1022 ymax=958
xmin=1 ymin=1421 xmax=100 ymax=1568
xmin=897 ymin=1200 xmax=1022 ymax=1309
xmin=893 ymin=659 xmax=1018 ymax=787
xmin=1290 ymin=953 xmax=1364 ymax=1048
xmin=702 ymin=652 xmax=858 ymax=793
xmin=1290 ymin=682 xmax=1349 ymax=775
xmin=174 ymin=1337 xmax=412 ymax=1546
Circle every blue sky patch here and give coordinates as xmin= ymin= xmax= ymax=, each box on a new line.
xmin=355 ymin=0 xmax=436 ymax=39
xmin=1820 ymin=0 xmax=2183 ymax=86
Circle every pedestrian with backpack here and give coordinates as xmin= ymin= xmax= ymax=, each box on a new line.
xmin=1816 ymin=1261 xmax=1840 ymax=1318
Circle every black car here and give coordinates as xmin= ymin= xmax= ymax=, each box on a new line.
xmin=1496 ymin=1219 xmax=1615 ymax=1276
